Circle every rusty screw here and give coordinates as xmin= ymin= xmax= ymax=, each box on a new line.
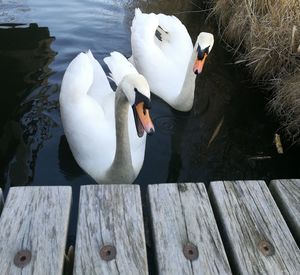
xmin=258 ymin=240 xmax=275 ymax=256
xmin=14 ymin=249 xmax=32 ymax=268
xmin=183 ymin=242 xmax=199 ymax=261
xmin=100 ymin=245 xmax=116 ymax=261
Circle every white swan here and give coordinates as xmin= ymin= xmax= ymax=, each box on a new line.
xmin=130 ymin=9 xmax=214 ymax=112
xmin=59 ymin=50 xmax=154 ymax=184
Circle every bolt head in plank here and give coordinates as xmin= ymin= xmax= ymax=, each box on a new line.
xmin=209 ymin=180 xmax=300 ymax=275
xmin=0 ymin=186 xmax=72 ymax=275
xmin=148 ymin=182 xmax=232 ymax=275
xmin=74 ymin=185 xmax=148 ymax=275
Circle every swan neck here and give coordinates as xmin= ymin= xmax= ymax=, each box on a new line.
xmin=105 ymin=86 xmax=135 ymax=184
xmin=173 ymin=45 xmax=197 ymax=112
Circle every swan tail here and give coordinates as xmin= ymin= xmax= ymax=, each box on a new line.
xmin=103 ymin=51 xmax=138 ymax=85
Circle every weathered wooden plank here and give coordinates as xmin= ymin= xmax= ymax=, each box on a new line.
xmin=0 ymin=186 xmax=72 ymax=275
xmin=0 ymin=188 xmax=3 ymax=214
xmin=148 ymin=182 xmax=232 ymax=275
xmin=74 ymin=185 xmax=148 ymax=275
xmin=269 ymin=179 xmax=300 ymax=244
xmin=209 ymin=180 xmax=300 ymax=275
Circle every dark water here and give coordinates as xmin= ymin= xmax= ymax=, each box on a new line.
xmin=1 ymin=0 xmax=299 ymax=266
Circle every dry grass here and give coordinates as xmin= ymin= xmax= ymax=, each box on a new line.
xmin=211 ymin=0 xmax=300 ymax=141
xmin=269 ymin=73 xmax=300 ymax=142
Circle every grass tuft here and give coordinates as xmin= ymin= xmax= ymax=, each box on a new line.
xmin=211 ymin=0 xmax=300 ymax=141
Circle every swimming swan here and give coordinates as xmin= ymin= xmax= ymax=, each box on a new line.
xmin=60 ymin=50 xmax=154 ymax=184
xmin=130 ymin=9 xmax=214 ymax=111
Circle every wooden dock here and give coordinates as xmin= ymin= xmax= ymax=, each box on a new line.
xmin=0 ymin=180 xmax=299 ymax=274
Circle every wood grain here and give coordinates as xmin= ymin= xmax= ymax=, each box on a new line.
xmin=269 ymin=179 xmax=300 ymax=244
xmin=209 ymin=180 xmax=300 ymax=275
xmin=74 ymin=185 xmax=148 ymax=275
xmin=148 ymin=182 xmax=232 ymax=275
xmin=0 ymin=186 xmax=72 ymax=275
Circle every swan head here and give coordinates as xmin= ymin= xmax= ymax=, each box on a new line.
xmin=193 ymin=32 xmax=214 ymax=75
xmin=121 ymin=73 xmax=155 ymax=138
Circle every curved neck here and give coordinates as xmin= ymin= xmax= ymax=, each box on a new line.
xmin=173 ymin=45 xmax=198 ymax=112
xmin=105 ymin=87 xmax=135 ymax=184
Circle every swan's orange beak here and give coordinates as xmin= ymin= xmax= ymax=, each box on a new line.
xmin=193 ymin=53 xmax=208 ymax=75
xmin=133 ymin=102 xmax=155 ymax=137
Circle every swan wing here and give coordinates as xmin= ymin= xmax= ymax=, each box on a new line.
xmin=60 ymin=52 xmax=94 ymax=100
xmin=60 ymin=52 xmax=116 ymax=181
xmin=131 ymin=9 xmax=193 ymax=104
xmin=85 ymin=50 xmax=113 ymax=105
xmin=156 ymin=13 xmax=192 ymax=67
